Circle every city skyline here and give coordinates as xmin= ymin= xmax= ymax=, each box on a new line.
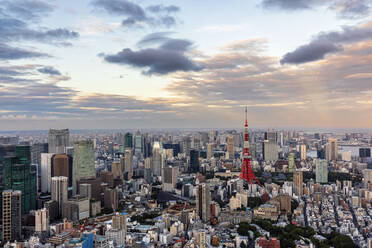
xmin=1 ymin=0 xmax=372 ymax=130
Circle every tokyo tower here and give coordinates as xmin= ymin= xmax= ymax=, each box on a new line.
xmin=240 ymin=107 xmax=260 ymax=184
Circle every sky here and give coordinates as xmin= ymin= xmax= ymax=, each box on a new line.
xmin=1 ymin=0 xmax=372 ymax=130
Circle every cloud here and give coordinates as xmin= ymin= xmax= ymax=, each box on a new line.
xmin=330 ymin=0 xmax=371 ymax=19
xmin=146 ymin=5 xmax=180 ymax=13
xmin=0 ymin=0 xmax=53 ymax=21
xmin=281 ymin=22 xmax=372 ymax=64
xmin=37 ymin=66 xmax=61 ymax=76
xmin=92 ymin=0 xmax=179 ymax=28
xmin=280 ymin=41 xmax=342 ymax=64
xmin=261 ymin=0 xmax=321 ymax=10
xmin=0 ymin=18 xmax=79 ymax=44
xmin=103 ymin=34 xmax=203 ymax=75
xmin=0 ymin=43 xmax=46 ymax=60
xmin=261 ymin=0 xmax=371 ymax=19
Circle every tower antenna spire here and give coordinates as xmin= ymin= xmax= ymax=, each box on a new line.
xmin=240 ymin=107 xmax=260 ymax=185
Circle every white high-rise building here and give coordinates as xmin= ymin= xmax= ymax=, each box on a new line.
xmin=35 ymin=208 xmax=49 ymax=233
xmin=326 ymin=138 xmax=338 ymax=161
xmin=51 ymin=176 xmax=68 ymax=215
xmin=316 ymin=159 xmax=328 ymax=183
xmin=41 ymin=153 xmax=55 ymax=193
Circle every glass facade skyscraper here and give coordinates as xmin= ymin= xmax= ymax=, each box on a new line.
xmin=3 ymin=146 xmax=37 ymax=215
xmin=124 ymin=132 xmax=133 ymax=148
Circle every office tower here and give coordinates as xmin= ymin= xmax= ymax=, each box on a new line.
xmin=326 ymin=138 xmax=338 ymax=161
xmin=163 ymin=143 xmax=181 ymax=157
xmin=227 ymin=135 xmax=235 ymax=159
xmin=112 ymin=212 xmax=127 ymax=231
xmin=122 ymin=148 xmax=133 ymax=180
xmin=207 ymin=143 xmax=213 ymax=159
xmin=48 ymin=129 xmax=69 ymax=154
xmin=100 ymin=171 xmax=114 ymax=187
xmin=364 ymin=169 xmax=372 ymax=189
xmin=288 ymin=153 xmax=295 ymax=173
xmin=30 ymin=143 xmax=48 ymax=166
xmin=300 ymin=144 xmax=306 ymax=160
xmin=316 ymin=159 xmax=328 ymax=183
xmin=263 ymin=140 xmax=278 ymax=162
xmin=317 ymin=148 xmax=326 ymax=159
xmin=41 ymin=153 xmax=54 ymax=193
xmin=35 ymin=208 xmax=49 ymax=233
xmin=134 ymin=131 xmax=143 ymax=155
xmin=360 ymin=148 xmax=371 ymax=158
xmin=80 ymin=183 xmax=92 ymax=199
xmin=104 ymin=188 xmax=118 ymax=211
xmin=124 ymin=132 xmax=133 ymax=148
xmin=111 ymin=161 xmax=123 ymax=180
xmin=52 ymin=154 xmax=72 ymax=187
xmin=196 ymin=183 xmax=211 ymax=222
xmin=341 ymin=151 xmax=352 ymax=161
xmin=293 ymin=171 xmax=303 ymax=197
xmin=162 ymin=166 xmax=179 ymax=192
xmin=51 ymin=176 xmax=68 ymax=216
xmin=2 ymin=190 xmax=22 ymax=242
xmin=72 ymin=140 xmax=95 ymax=195
xmin=3 ymin=146 xmax=37 ymax=215
xmin=265 ymin=131 xmax=277 ymax=143
xmin=151 ymin=142 xmax=162 ymax=177
xmin=182 ymin=137 xmax=191 ymax=155
xmin=190 ymin=149 xmax=199 ymax=173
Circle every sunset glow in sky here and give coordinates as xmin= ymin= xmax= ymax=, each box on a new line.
xmin=1 ymin=0 xmax=372 ymax=130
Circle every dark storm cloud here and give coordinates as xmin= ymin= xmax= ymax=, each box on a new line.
xmin=146 ymin=5 xmax=180 ymax=13
xmin=281 ymin=23 xmax=372 ymax=64
xmin=103 ymin=36 xmax=202 ymax=75
xmin=261 ymin=0 xmax=371 ymax=19
xmin=37 ymin=66 xmax=61 ymax=76
xmin=0 ymin=43 xmax=46 ymax=60
xmin=92 ymin=0 xmax=179 ymax=28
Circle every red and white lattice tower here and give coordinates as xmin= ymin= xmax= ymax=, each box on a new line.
xmin=240 ymin=107 xmax=260 ymax=184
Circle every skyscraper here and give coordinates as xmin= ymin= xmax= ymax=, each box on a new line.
xmin=190 ymin=149 xmax=199 ymax=173
xmin=263 ymin=140 xmax=278 ymax=162
xmin=326 ymin=138 xmax=338 ymax=161
xmin=196 ymin=183 xmax=211 ymax=222
xmin=35 ymin=208 xmax=49 ymax=233
xmin=134 ymin=131 xmax=143 ymax=155
xmin=124 ymin=132 xmax=133 ymax=148
xmin=293 ymin=171 xmax=303 ymax=197
xmin=227 ymin=135 xmax=235 ymax=159
xmin=2 ymin=190 xmax=22 ymax=242
xmin=111 ymin=161 xmax=123 ymax=180
xmin=265 ymin=131 xmax=277 ymax=143
xmin=41 ymin=153 xmax=54 ymax=193
xmin=72 ymin=140 xmax=95 ymax=194
xmin=51 ymin=176 xmax=68 ymax=216
xmin=162 ymin=166 xmax=179 ymax=192
xmin=124 ymin=148 xmax=133 ymax=179
xmin=151 ymin=142 xmax=162 ymax=177
xmin=51 ymin=154 xmax=72 ymax=187
xmin=288 ymin=153 xmax=295 ymax=173
xmin=48 ymin=129 xmax=69 ymax=154
xmin=316 ymin=159 xmax=328 ymax=183
xmin=207 ymin=143 xmax=213 ymax=160
xmin=300 ymin=144 xmax=306 ymax=160
xmin=3 ymin=146 xmax=37 ymax=215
